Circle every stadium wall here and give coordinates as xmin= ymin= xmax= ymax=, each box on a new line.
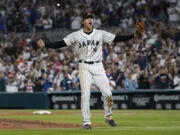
xmin=0 ymin=92 xmax=49 ymax=109
xmin=0 ymin=90 xmax=180 ymax=109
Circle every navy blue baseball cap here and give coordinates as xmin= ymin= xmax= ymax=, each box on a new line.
xmin=82 ymin=13 xmax=94 ymax=21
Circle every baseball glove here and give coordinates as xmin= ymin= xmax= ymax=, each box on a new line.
xmin=134 ymin=20 xmax=144 ymax=39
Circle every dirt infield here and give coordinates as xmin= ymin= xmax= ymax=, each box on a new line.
xmin=0 ymin=112 xmax=104 ymax=129
xmin=0 ymin=111 xmax=83 ymax=129
xmin=0 ymin=118 xmax=82 ymax=129
xmin=0 ymin=111 xmax=81 ymax=116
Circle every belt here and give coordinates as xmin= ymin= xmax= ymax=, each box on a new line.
xmin=79 ymin=60 xmax=100 ymax=64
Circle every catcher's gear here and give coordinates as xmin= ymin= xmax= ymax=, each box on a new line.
xmin=134 ymin=20 xmax=144 ymax=39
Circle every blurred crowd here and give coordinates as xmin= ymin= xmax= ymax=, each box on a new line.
xmin=0 ymin=0 xmax=180 ymax=33
xmin=0 ymin=23 xmax=180 ymax=92
xmin=0 ymin=0 xmax=180 ymax=93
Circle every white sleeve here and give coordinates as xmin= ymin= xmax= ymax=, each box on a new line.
xmin=63 ymin=32 xmax=77 ymax=46
xmin=102 ymin=30 xmax=115 ymax=45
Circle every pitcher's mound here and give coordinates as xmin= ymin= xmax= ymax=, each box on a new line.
xmin=0 ymin=118 xmax=82 ymax=129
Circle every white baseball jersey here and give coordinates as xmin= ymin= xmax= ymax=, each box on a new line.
xmin=63 ymin=28 xmax=115 ymax=61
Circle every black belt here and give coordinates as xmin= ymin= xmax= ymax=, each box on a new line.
xmin=79 ymin=60 xmax=100 ymax=64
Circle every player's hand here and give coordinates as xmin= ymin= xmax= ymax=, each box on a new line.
xmin=37 ymin=39 xmax=45 ymax=47
xmin=134 ymin=20 xmax=144 ymax=39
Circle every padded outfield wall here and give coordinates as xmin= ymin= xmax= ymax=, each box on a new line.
xmin=0 ymin=90 xmax=180 ymax=109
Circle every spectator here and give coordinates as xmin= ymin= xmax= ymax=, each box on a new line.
xmin=25 ymin=77 xmax=35 ymax=93
xmin=106 ymin=66 xmax=116 ymax=90
xmin=0 ymin=13 xmax=6 ymax=33
xmin=34 ymin=77 xmax=44 ymax=92
xmin=138 ymin=69 xmax=151 ymax=89
xmin=6 ymin=77 xmax=18 ymax=93
xmin=153 ymin=67 xmax=173 ymax=89
xmin=60 ymin=72 xmax=73 ymax=91
xmin=113 ymin=64 xmax=125 ymax=90
xmin=43 ymin=73 xmax=55 ymax=92
xmin=35 ymin=16 xmax=44 ymax=30
xmin=0 ymin=71 xmax=6 ymax=92
xmin=106 ymin=49 xmax=118 ymax=64
xmin=73 ymin=72 xmax=81 ymax=90
xmin=42 ymin=15 xmax=53 ymax=30
xmin=16 ymin=70 xmax=25 ymax=91
xmin=103 ymin=44 xmax=110 ymax=60
xmin=93 ymin=15 xmax=102 ymax=29
xmin=137 ymin=51 xmax=148 ymax=70
xmin=0 ymin=58 xmax=5 ymax=72
xmin=168 ymin=2 xmax=180 ymax=23
xmin=124 ymin=72 xmax=138 ymax=90
xmin=131 ymin=64 xmax=141 ymax=82
xmin=71 ymin=13 xmax=81 ymax=30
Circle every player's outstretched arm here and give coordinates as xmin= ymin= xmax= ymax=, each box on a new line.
xmin=37 ymin=39 xmax=67 ymax=49
xmin=113 ymin=34 xmax=134 ymax=42
xmin=113 ymin=20 xmax=144 ymax=42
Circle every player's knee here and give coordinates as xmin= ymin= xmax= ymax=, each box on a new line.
xmin=107 ymin=91 xmax=112 ymax=97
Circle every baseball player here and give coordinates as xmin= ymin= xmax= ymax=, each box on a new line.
xmin=37 ymin=13 xmax=144 ymax=129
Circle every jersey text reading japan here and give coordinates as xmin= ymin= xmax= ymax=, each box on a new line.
xmin=79 ymin=40 xmax=99 ymax=48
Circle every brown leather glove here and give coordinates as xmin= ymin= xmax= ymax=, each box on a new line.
xmin=134 ymin=20 xmax=144 ymax=39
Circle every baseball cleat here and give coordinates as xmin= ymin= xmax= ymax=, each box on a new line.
xmin=83 ymin=124 xmax=92 ymax=129
xmin=105 ymin=119 xmax=117 ymax=126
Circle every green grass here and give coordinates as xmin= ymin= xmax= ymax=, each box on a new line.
xmin=0 ymin=110 xmax=180 ymax=135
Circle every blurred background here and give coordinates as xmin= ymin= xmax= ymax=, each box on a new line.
xmin=0 ymin=0 xmax=180 ymax=94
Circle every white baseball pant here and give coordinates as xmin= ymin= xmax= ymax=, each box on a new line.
xmin=79 ymin=62 xmax=113 ymax=125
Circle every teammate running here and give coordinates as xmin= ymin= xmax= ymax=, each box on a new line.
xmin=37 ymin=13 xmax=144 ymax=129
